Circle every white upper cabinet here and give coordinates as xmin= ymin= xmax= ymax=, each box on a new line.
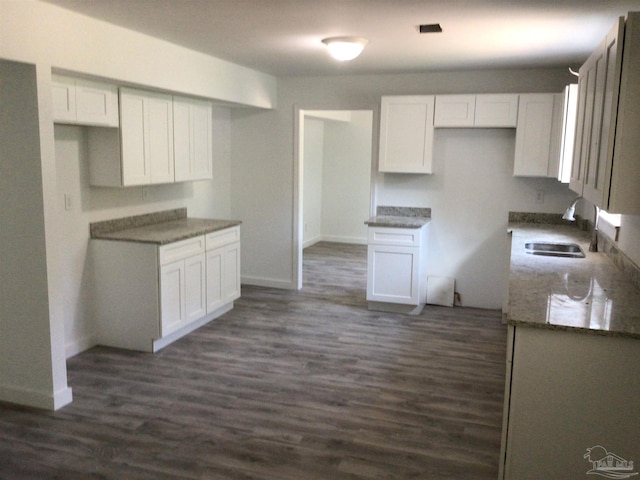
xmin=570 ymin=13 xmax=640 ymax=213
xmin=434 ymin=94 xmax=518 ymax=128
xmin=89 ymin=88 xmax=175 ymax=187
xmin=513 ymin=94 xmax=557 ymax=177
xmin=379 ymin=95 xmax=435 ymax=174
xmin=174 ymin=96 xmax=213 ymax=182
xmin=434 ymin=95 xmax=476 ymax=127
xmin=475 ymin=94 xmax=519 ymax=127
xmin=52 ymin=74 xmax=119 ymax=127
xmin=120 ymin=88 xmax=175 ymax=186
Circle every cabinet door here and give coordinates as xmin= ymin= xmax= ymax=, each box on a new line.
xmin=434 ymin=95 xmax=476 ymax=127
xmin=147 ymin=92 xmax=175 ymax=184
xmin=173 ymin=99 xmax=192 ymax=182
xmin=367 ymin=244 xmax=419 ymax=304
xmin=379 ymin=95 xmax=435 ymax=173
xmin=206 ymin=246 xmax=224 ymax=313
xmin=160 ymin=259 xmax=185 ymax=336
xmin=51 ymin=75 xmax=76 ymax=123
xmin=174 ymin=97 xmax=213 ymax=182
xmin=184 ymin=253 xmax=206 ymax=323
xmin=223 ymin=242 xmax=241 ymax=303
xmin=74 ymin=79 xmax=119 ymax=127
xmin=191 ymin=100 xmax=213 ymax=180
xmin=513 ymin=94 xmax=555 ymax=177
xmin=583 ymin=19 xmax=623 ymax=208
xmin=475 ymin=94 xmax=519 ymax=127
xmin=120 ymin=89 xmax=149 ymax=186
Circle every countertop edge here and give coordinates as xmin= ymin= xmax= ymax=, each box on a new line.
xmin=91 ymin=218 xmax=242 ymax=245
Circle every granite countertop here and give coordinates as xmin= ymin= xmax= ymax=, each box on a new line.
xmin=507 ymin=223 xmax=640 ymax=338
xmin=365 ymin=206 xmax=431 ymax=228
xmin=90 ymin=208 xmax=241 ymax=245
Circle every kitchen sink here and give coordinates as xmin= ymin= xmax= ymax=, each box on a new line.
xmin=525 ymin=242 xmax=585 ymax=258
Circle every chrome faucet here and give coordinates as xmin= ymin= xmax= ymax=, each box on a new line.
xmin=562 ymin=197 xmax=600 ymax=252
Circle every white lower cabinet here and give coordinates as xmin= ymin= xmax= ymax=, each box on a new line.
xmin=366 ymin=224 xmax=429 ymax=314
xmin=500 ymin=326 xmax=640 ymax=479
xmin=205 ymin=227 xmax=241 ymax=313
xmin=93 ymin=226 xmax=240 ymax=352
xmin=160 ymin=252 xmax=207 ymax=337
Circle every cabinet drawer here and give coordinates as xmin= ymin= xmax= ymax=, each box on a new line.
xmin=159 ymin=235 xmax=205 ymax=265
xmin=368 ymin=227 xmax=422 ymax=246
xmin=206 ymin=226 xmax=240 ymax=250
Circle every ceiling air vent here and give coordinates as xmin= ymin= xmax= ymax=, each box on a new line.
xmin=418 ymin=23 xmax=443 ymax=34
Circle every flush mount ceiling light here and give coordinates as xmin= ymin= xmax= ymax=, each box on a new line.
xmin=321 ymin=36 xmax=368 ymax=61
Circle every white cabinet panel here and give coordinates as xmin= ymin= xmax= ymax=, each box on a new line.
xmin=435 ymin=94 xmax=518 ymax=128
xmin=119 ymin=91 xmax=148 ymax=186
xmin=513 ymin=94 xmax=555 ymax=177
xmin=475 ymin=94 xmax=518 ymax=127
xmin=366 ymin=225 xmax=429 ymax=311
xmin=147 ymin=93 xmax=175 ymax=184
xmin=206 ymin=247 xmax=224 ymax=313
xmin=367 ymin=245 xmax=419 ymax=303
xmin=379 ymin=95 xmax=435 ymax=173
xmin=434 ymin=95 xmax=475 ymax=127
xmin=52 ymin=74 xmax=118 ymax=127
xmin=174 ymin=96 xmax=213 ymax=182
xmin=205 ymin=226 xmax=241 ymax=313
xmin=223 ymin=242 xmax=241 ymax=303
xmin=570 ymin=14 xmax=640 ymax=213
xmin=160 ymin=259 xmax=186 ymax=336
xmin=52 ymin=75 xmax=76 ymax=123
xmin=184 ymin=253 xmax=207 ymax=323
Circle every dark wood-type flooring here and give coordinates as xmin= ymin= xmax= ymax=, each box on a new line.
xmin=0 ymin=242 xmax=507 ymax=479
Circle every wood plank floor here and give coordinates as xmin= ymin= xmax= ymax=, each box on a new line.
xmin=0 ymin=242 xmax=507 ymax=479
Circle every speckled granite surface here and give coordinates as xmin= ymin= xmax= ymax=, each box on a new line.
xmin=507 ymin=223 xmax=640 ymax=339
xmin=90 ymin=209 xmax=241 ymax=245
xmin=365 ymin=206 xmax=431 ymax=228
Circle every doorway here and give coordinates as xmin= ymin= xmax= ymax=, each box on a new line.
xmin=294 ymin=109 xmax=375 ymax=289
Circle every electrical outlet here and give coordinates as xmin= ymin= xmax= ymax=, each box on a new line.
xmin=64 ymin=193 xmax=72 ymax=211
xmin=535 ymin=190 xmax=545 ymax=204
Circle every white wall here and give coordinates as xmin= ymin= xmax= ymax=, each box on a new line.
xmin=321 ymin=111 xmax=373 ymax=245
xmin=302 ymin=111 xmax=373 ymax=248
xmin=378 ymin=128 xmax=575 ymax=308
xmin=231 ymin=68 xmax=579 ymax=296
xmin=0 ymin=0 xmax=276 ymax=108
xmin=303 ymin=118 xmax=324 ymax=247
xmin=0 ymin=60 xmax=71 ymax=410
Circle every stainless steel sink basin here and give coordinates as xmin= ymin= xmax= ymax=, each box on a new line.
xmin=525 ymin=242 xmax=585 ymax=258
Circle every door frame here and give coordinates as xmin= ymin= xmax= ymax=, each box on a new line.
xmin=293 ymin=104 xmax=379 ymax=289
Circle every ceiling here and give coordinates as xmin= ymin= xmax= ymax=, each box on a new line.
xmin=40 ymin=0 xmax=640 ymax=77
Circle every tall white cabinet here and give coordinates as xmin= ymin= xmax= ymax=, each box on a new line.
xmin=570 ymin=12 xmax=640 ymax=214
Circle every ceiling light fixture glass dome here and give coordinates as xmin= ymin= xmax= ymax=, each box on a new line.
xmin=321 ymin=36 xmax=368 ymax=61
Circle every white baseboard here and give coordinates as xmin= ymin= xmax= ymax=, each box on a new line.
xmin=66 ymin=334 xmax=97 ymax=359
xmin=0 ymin=383 xmax=73 ymax=411
xmin=241 ymin=275 xmax=296 ymax=290
xmin=317 ymin=235 xmax=367 ymax=245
